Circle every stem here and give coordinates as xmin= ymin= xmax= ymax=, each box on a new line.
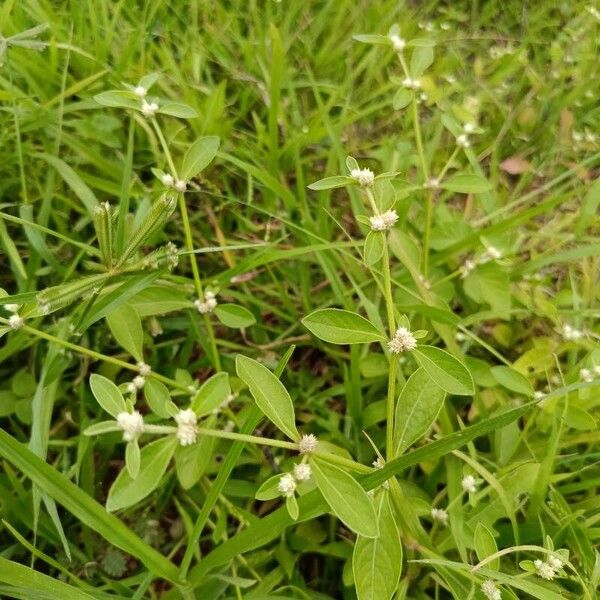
xmin=365 ymin=188 xmax=379 ymax=215
xmin=197 ymin=428 xmax=298 ymax=450
xmin=313 ymin=450 xmax=372 ymax=474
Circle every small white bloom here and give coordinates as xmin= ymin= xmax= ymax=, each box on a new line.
xmin=116 ymin=411 xmax=144 ymax=442
xmin=4 ymin=304 xmax=19 ymax=313
xmin=390 ymin=34 xmax=405 ymax=52
xmin=369 ymin=210 xmax=398 ymax=231
xmin=161 ymin=174 xmax=174 ymax=187
xmin=8 ymin=314 xmax=24 ymax=330
xmin=141 ymin=100 xmax=159 ymax=118
xmin=485 ymin=246 xmax=502 ymax=260
xmin=278 ymin=473 xmax=296 ymax=497
xmin=137 ymin=362 xmax=151 ymax=377
xmin=456 ymin=134 xmax=470 ymax=148
xmin=580 ymin=368 xmax=593 ymax=383
xmin=562 ymin=324 xmax=582 ymax=341
xmin=402 ymin=77 xmax=421 ymax=90
xmin=388 ymin=326 xmax=417 ymax=354
xmin=431 ymin=507 xmax=448 ymax=526
xmin=298 ymin=433 xmax=318 ymax=454
xmin=548 ymin=555 xmax=563 ymax=571
xmin=461 ymin=474 xmax=478 ymax=494
xmin=534 ymin=390 xmax=545 ymax=401
xmin=293 ymin=463 xmax=312 ymax=482
xmin=175 ymin=408 xmax=198 ymax=446
xmin=174 ymin=179 xmax=187 ymax=193
xmin=424 ymin=177 xmax=440 ymax=189
xmin=350 ymin=168 xmax=375 ymax=188
xmin=464 ymin=122 xmax=476 ymax=133
xmin=134 ymin=85 xmax=147 ymax=98
xmin=133 ymin=375 xmax=146 ymax=389
xmin=372 ymin=457 xmax=385 ymax=469
xmin=481 ymin=580 xmax=501 ymax=600
xmin=194 ymin=291 xmax=218 ymax=314
xmin=534 ymin=559 xmax=556 ymax=580
xmin=126 ymin=382 xmax=137 ymax=394
xmin=460 ymin=258 xmax=476 ymax=278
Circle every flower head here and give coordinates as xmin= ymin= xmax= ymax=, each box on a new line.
xmin=562 ymin=324 xmax=582 ymax=341
xmin=174 ymin=180 xmax=187 ymax=193
xmin=137 ymin=362 xmax=151 ymax=377
xmin=456 ymin=134 xmax=470 ymax=148
xmin=116 ymin=411 xmax=144 ymax=442
xmin=580 ymin=368 xmax=593 ymax=383
xmin=390 ymin=34 xmax=405 ymax=52
xmin=350 ymin=168 xmax=375 ymax=188
xmin=175 ymin=408 xmax=198 ymax=446
xmin=134 ymin=85 xmax=147 ymax=98
xmin=194 ymin=291 xmax=217 ymax=314
xmin=481 ymin=580 xmax=501 ymax=600
xmin=141 ymin=101 xmax=159 ymax=118
xmin=402 ymin=77 xmax=421 ymax=90
xmin=461 ymin=474 xmax=478 ymax=494
xmin=369 ymin=210 xmax=398 ymax=231
xmin=534 ymin=559 xmax=557 ymax=580
xmin=8 ymin=314 xmax=24 ymax=330
xmin=464 ymin=122 xmax=476 ymax=133
xmin=298 ymin=433 xmax=318 ymax=454
xmin=293 ymin=463 xmax=312 ymax=482
xmin=388 ymin=326 xmax=417 ymax=354
xmin=161 ymin=174 xmax=174 ymax=187
xmin=5 ymin=304 xmax=19 ymax=313
xmin=548 ymin=556 xmax=563 ymax=571
xmin=431 ymin=507 xmax=448 ymax=526
xmin=278 ymin=473 xmax=296 ymax=497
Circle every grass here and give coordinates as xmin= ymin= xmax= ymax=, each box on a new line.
xmin=1 ymin=1 xmax=599 ymax=599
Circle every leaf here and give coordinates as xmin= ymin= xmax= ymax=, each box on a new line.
xmin=214 ymin=304 xmax=256 ymax=328
xmin=255 ymin=474 xmax=283 ymax=501
xmin=157 ymin=102 xmax=198 ymax=118
xmin=352 ymin=34 xmax=389 ymax=45
xmin=490 ymin=366 xmax=533 ymax=396
xmin=105 ymin=303 xmax=143 ymax=361
xmin=106 ymin=437 xmax=177 ymax=511
xmin=144 ymin=379 xmax=178 ymax=418
xmin=125 ymin=441 xmax=140 ymax=478
xmin=181 ymin=136 xmax=220 ymax=180
xmin=175 ymin=428 xmax=216 ymax=489
xmin=286 ymin=495 xmax=299 ymax=520
xmin=235 ymin=355 xmax=299 ymax=441
xmin=353 ymin=491 xmax=402 ymax=600
xmin=310 ymin=457 xmax=379 ymax=538
xmin=307 ymin=176 xmax=352 ymax=190
xmin=410 ymin=45 xmax=434 ymax=77
xmin=463 ymin=263 xmax=511 ymax=314
xmin=474 ymin=523 xmax=499 ymax=570
xmin=500 ymin=156 xmax=533 ymax=174
xmin=394 ymin=368 xmax=446 ymax=455
xmin=93 ymin=90 xmax=139 ymax=110
xmin=441 ymin=172 xmax=492 ymax=194
xmin=413 ymin=346 xmax=474 ymax=396
xmin=89 ymin=374 xmax=126 ymax=418
xmin=191 ymin=372 xmax=231 ymax=417
xmin=393 ymin=88 xmax=412 ymax=110
xmin=302 ymin=309 xmax=386 ymax=345
xmin=364 ymin=231 xmax=385 ymax=266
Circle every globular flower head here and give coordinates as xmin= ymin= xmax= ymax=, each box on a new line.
xmin=481 ymin=580 xmax=501 ymax=600
xmin=134 ymin=85 xmax=147 ymax=98
xmin=388 ymin=326 xmax=417 ymax=354
xmin=461 ymin=474 xmax=478 ymax=493
xmin=174 ymin=180 xmax=187 ymax=193
xmin=402 ymin=77 xmax=421 ymax=90
xmin=389 ymin=34 xmax=405 ymax=52
xmin=350 ymin=168 xmax=375 ymax=188
xmin=137 ymin=362 xmax=151 ymax=377
xmin=161 ymin=174 xmax=174 ymax=187
xmin=194 ymin=290 xmax=218 ymax=314
xmin=464 ymin=122 xmax=476 ymax=133
xmin=460 ymin=258 xmax=476 ymax=279
xmin=293 ymin=463 xmax=312 ymax=482
xmin=580 ymin=368 xmax=593 ymax=383
xmin=277 ymin=473 xmax=296 ymax=497
xmin=562 ymin=324 xmax=582 ymax=341
xmin=534 ymin=559 xmax=556 ymax=580
xmin=431 ymin=507 xmax=448 ymax=526
xmin=5 ymin=304 xmax=20 ymax=313
xmin=175 ymin=408 xmax=198 ymax=446
xmin=116 ymin=411 xmax=144 ymax=442
xmin=456 ymin=133 xmax=470 ymax=148
xmin=548 ymin=555 xmax=563 ymax=571
xmin=8 ymin=314 xmax=24 ymax=330
xmin=369 ymin=210 xmax=398 ymax=231
xmin=141 ymin=100 xmax=159 ymax=118
xmin=298 ymin=433 xmax=318 ymax=454
xmin=133 ymin=375 xmax=146 ymax=389
xmin=484 ymin=246 xmax=502 ymax=260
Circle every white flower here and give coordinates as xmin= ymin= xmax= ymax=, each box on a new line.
xmin=194 ymin=291 xmax=217 ymax=314
xmin=562 ymin=324 xmax=582 ymax=341
xmin=389 ymin=34 xmax=405 ymax=52
xmin=456 ymin=134 xmax=470 ymax=148
xmin=298 ymin=433 xmax=318 ymax=454
xmin=534 ymin=390 xmax=545 ymax=400
xmin=161 ymin=174 xmax=174 ymax=187
xmin=175 ymin=408 xmax=198 ymax=446
xmin=133 ymin=375 xmax=146 ymax=389
xmin=464 ymin=122 xmax=476 ymax=133
xmin=277 ymin=473 xmax=296 ymax=497
xmin=580 ymin=368 xmax=593 ymax=383
xmin=481 ymin=580 xmax=501 ymax=600
xmin=534 ymin=559 xmax=556 ymax=580
xmin=174 ymin=180 xmax=187 ymax=193
xmin=293 ymin=463 xmax=312 ymax=482
xmin=460 ymin=258 xmax=476 ymax=278
xmin=5 ymin=304 xmax=19 ymax=313
xmin=402 ymin=77 xmax=421 ymax=90
xmin=431 ymin=508 xmax=448 ymax=526
xmin=369 ymin=210 xmax=398 ymax=231
xmin=424 ymin=177 xmax=440 ymax=190
xmin=8 ymin=314 xmax=24 ymax=330
xmin=461 ymin=474 xmax=478 ymax=493
xmin=137 ymin=362 xmax=151 ymax=377
xmin=116 ymin=411 xmax=144 ymax=442
xmin=372 ymin=457 xmax=385 ymax=469
xmin=485 ymin=246 xmax=502 ymax=260
xmin=134 ymin=85 xmax=147 ymax=98
xmin=388 ymin=326 xmax=417 ymax=354
xmin=548 ymin=555 xmax=563 ymax=571
xmin=350 ymin=168 xmax=375 ymax=188
xmin=141 ymin=101 xmax=159 ymax=118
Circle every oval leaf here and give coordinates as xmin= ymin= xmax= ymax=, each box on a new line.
xmin=181 ymin=136 xmax=220 ymax=180
xmin=89 ymin=374 xmax=126 ymax=418
xmin=490 ymin=366 xmax=533 ymax=397
xmin=302 ymin=309 xmax=386 ymax=345
xmin=214 ymin=304 xmax=256 ymax=329
xmin=441 ymin=173 xmax=492 ymax=194
xmin=144 ymin=379 xmax=178 ymax=418
xmin=191 ymin=372 xmax=231 ymax=417
xmin=413 ymin=346 xmax=474 ymax=396
xmin=307 ymin=176 xmax=352 ymax=190
xmin=106 ymin=303 xmax=143 ymax=361
xmin=364 ymin=231 xmax=385 ymax=266
xmin=157 ymin=102 xmax=198 ymax=119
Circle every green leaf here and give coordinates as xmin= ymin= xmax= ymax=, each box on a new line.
xmin=463 ymin=262 xmax=511 ymax=314
xmin=191 ymin=372 xmax=231 ymax=417
xmin=106 ymin=437 xmax=177 ymax=511
xmin=255 ymin=474 xmax=283 ymax=501
xmin=93 ymin=90 xmax=139 ymax=110
xmin=235 ymin=355 xmax=299 ymax=441
xmin=353 ymin=491 xmax=402 ymax=600
xmin=157 ymin=102 xmax=198 ymax=118
xmin=410 ymin=45 xmax=434 ymax=77
xmin=175 ymin=417 xmax=217 ymax=489
xmin=474 ymin=522 xmax=499 ymax=570
xmin=310 ymin=457 xmax=379 ymax=538
xmin=364 ymin=231 xmax=385 ymax=266
xmin=352 ymin=34 xmax=389 ymax=45
xmin=302 ymin=309 xmax=386 ymax=345
xmin=394 ymin=368 xmax=446 ymax=455
xmin=214 ymin=304 xmax=256 ymax=328
xmin=413 ymin=346 xmax=474 ymax=396
xmin=307 ymin=176 xmax=352 ymax=190
xmin=441 ymin=172 xmax=492 ymax=194
xmin=89 ymin=374 xmax=126 ymax=418
xmin=393 ymin=87 xmax=412 ymax=110
xmin=83 ymin=421 xmax=120 ymax=436
xmin=181 ymin=136 xmax=220 ymax=180
xmin=490 ymin=366 xmax=533 ymax=396
xmin=144 ymin=379 xmax=178 ymax=418
xmin=286 ymin=495 xmax=299 ymax=521
xmin=105 ymin=303 xmax=143 ymax=361
xmin=125 ymin=440 xmax=140 ymax=478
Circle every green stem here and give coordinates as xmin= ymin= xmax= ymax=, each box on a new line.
xmin=197 ymin=428 xmax=298 ymax=450
xmin=313 ymin=450 xmax=372 ymax=474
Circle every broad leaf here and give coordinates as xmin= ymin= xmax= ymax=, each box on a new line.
xmin=191 ymin=372 xmax=231 ymax=417
xmin=307 ymin=176 xmax=352 ymax=190
xmin=175 ymin=417 xmax=217 ymax=489
xmin=181 ymin=136 xmax=220 ymax=180
xmin=441 ymin=173 xmax=492 ymax=194
xmin=106 ymin=303 xmax=143 ymax=361
xmin=158 ymin=102 xmax=198 ymax=118
xmin=302 ymin=309 xmax=386 ymax=345
xmin=214 ymin=304 xmax=256 ymax=328
xmin=89 ymin=374 xmax=126 ymax=418
xmin=144 ymin=379 xmax=178 ymax=418
xmin=93 ymin=90 xmax=139 ymax=110
xmin=413 ymin=346 xmax=474 ymax=396
xmin=364 ymin=231 xmax=385 ymax=266
xmin=490 ymin=366 xmax=533 ymax=397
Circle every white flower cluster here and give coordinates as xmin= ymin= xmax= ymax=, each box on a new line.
xmin=388 ymin=326 xmax=417 ymax=354
xmin=137 ymin=361 xmax=152 ymax=376
xmin=369 ymin=210 xmax=398 ymax=231
xmin=389 ymin=34 xmax=405 ymax=52
xmin=5 ymin=303 xmax=24 ymax=330
xmin=141 ymin=100 xmax=159 ymax=118
xmin=461 ymin=474 xmax=478 ymax=494
xmin=580 ymin=366 xmax=600 ymax=383
xmin=481 ymin=580 xmax=501 ymax=600
xmin=350 ymin=168 xmax=375 ymax=188
xmin=194 ymin=291 xmax=217 ymax=314
xmin=174 ymin=408 xmax=198 ymax=446
xmin=298 ymin=433 xmax=318 ymax=454
xmin=430 ymin=507 xmax=448 ymax=526
xmin=562 ymin=324 xmax=583 ymax=341
xmin=117 ymin=411 xmax=144 ymax=442
xmin=277 ymin=463 xmax=312 ymax=498
xmin=534 ymin=555 xmax=563 ymax=581
xmin=126 ymin=375 xmax=146 ymax=394
xmin=161 ymin=173 xmax=187 ymax=193
xmin=460 ymin=246 xmax=502 ymax=278
xmin=402 ymin=77 xmax=421 ymax=90
xmin=456 ymin=133 xmax=471 ymax=148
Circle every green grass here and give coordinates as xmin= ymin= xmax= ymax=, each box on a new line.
xmin=1 ymin=1 xmax=599 ymax=599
